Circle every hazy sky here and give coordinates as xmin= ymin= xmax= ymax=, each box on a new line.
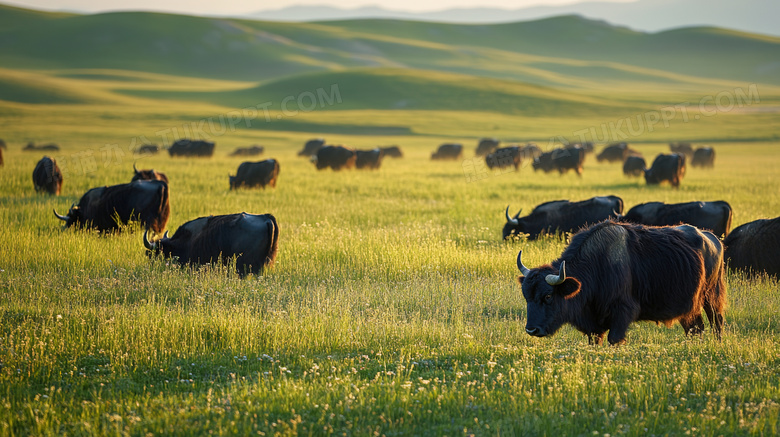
xmin=5 ymin=0 xmax=634 ymax=15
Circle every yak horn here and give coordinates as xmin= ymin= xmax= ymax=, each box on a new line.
xmin=545 ymin=261 xmax=567 ymax=286
xmin=163 ymin=230 xmax=169 ymax=239
xmin=505 ymin=206 xmax=520 ymax=225
xmin=516 ymin=251 xmax=531 ymax=276
xmin=133 ymin=162 xmax=140 ymax=174
xmin=143 ymin=230 xmax=156 ymax=251
xmin=53 ymin=209 xmax=68 ymax=221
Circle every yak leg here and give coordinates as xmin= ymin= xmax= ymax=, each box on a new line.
xmin=607 ymin=309 xmax=636 ymax=346
xmin=703 ymin=301 xmax=725 ymax=341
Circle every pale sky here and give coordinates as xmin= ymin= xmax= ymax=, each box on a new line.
xmin=4 ymin=0 xmax=634 ymax=15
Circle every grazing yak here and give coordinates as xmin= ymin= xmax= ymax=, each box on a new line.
xmin=229 ymin=145 xmax=264 ymax=157
xmin=313 ymin=145 xmax=356 ymax=170
xmin=621 ymin=201 xmax=732 ymax=238
xmin=622 ymin=155 xmax=646 ymax=177
xmin=596 ymin=143 xmax=629 ymax=163
xmin=24 ymin=142 xmax=60 ymax=152
xmin=136 ymin=144 xmax=160 ymax=156
xmin=475 ymin=138 xmax=500 ymax=156
xmin=380 ymin=146 xmax=403 ymax=158
xmin=132 ymin=163 xmax=169 ymax=184
xmin=503 ymin=195 xmax=623 ymax=240
xmin=691 ymin=147 xmax=716 ymax=168
xmin=230 ymin=159 xmax=280 ymax=189
xmin=644 ymin=153 xmax=685 ymax=188
xmin=516 ymin=221 xmax=726 ymax=345
xmin=54 ymin=180 xmax=170 ymax=233
xmin=143 ymin=212 xmax=279 ymax=276
xmin=431 ymin=143 xmax=463 ymax=161
xmin=724 ymin=216 xmax=780 ymax=277
xmin=669 ymin=142 xmax=694 ymax=159
xmin=298 ymin=138 xmax=325 ymax=157
xmin=168 ymin=139 xmax=214 ymax=157
xmin=33 ymin=156 xmax=63 ymax=195
xmin=355 ymin=148 xmax=384 ymax=170
xmin=532 ymin=147 xmax=585 ymax=176
xmin=486 ymin=146 xmax=522 ymax=171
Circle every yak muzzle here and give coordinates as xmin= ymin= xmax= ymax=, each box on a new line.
xmin=525 ymin=326 xmax=546 ymax=337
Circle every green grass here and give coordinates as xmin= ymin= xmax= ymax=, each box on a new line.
xmin=2 ymin=123 xmax=780 ymax=435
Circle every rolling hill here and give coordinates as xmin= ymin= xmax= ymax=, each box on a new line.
xmin=117 ymin=68 xmax=638 ymax=116
xmin=0 ymin=4 xmax=778 ymax=87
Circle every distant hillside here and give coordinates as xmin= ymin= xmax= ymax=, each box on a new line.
xmin=249 ymin=0 xmax=780 ymax=37
xmin=119 ymin=68 xmax=637 ymax=116
xmin=0 ymin=4 xmax=778 ymax=87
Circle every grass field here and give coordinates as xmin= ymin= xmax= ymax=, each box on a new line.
xmin=2 ymin=111 xmax=780 ymax=435
xmin=1 ymin=4 xmax=780 ymax=435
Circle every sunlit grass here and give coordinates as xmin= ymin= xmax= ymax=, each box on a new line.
xmin=1 ymin=71 xmax=780 ymax=435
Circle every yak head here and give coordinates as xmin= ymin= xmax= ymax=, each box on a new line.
xmin=643 ymin=167 xmax=660 ymax=185
xmin=516 ymin=250 xmax=582 ymax=338
xmin=503 ymin=206 xmax=525 ymax=239
xmin=143 ymin=229 xmax=170 ymax=257
xmin=228 ymin=174 xmax=238 ymax=190
xmin=53 ymin=203 xmax=80 ymax=228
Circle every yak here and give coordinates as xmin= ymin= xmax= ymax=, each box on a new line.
xmin=131 ymin=163 xmax=169 ymax=184
xmin=724 ymin=216 xmax=780 ymax=277
xmin=431 ymin=143 xmax=463 ymax=161
xmin=691 ymin=147 xmax=716 ymax=168
xmin=54 ymin=180 xmax=169 ymax=233
xmin=313 ymin=145 xmax=356 ymax=170
xmin=168 ymin=139 xmax=214 ymax=157
xmin=622 ymin=155 xmax=646 ymax=177
xmin=503 ymin=195 xmax=623 ymax=240
xmin=669 ymin=142 xmax=694 ymax=159
xmin=33 ymin=156 xmax=63 ymax=195
xmin=380 ymin=146 xmax=403 ymax=158
xmin=136 ymin=144 xmax=160 ymax=156
xmin=24 ymin=142 xmax=60 ymax=152
xmin=229 ymin=145 xmax=264 ymax=157
xmin=229 ymin=159 xmax=280 ymax=189
xmin=621 ymin=200 xmax=732 ymax=238
xmin=644 ymin=153 xmax=685 ymax=188
xmin=475 ymin=138 xmax=500 ymax=156
xmin=486 ymin=146 xmax=521 ymax=170
xmin=355 ymin=148 xmax=384 ymax=170
xmin=516 ymin=221 xmax=726 ymax=345
xmin=143 ymin=212 xmax=279 ymax=276
xmin=298 ymin=138 xmax=325 ymax=157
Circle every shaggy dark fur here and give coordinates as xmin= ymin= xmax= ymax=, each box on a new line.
xmin=724 ymin=216 xmax=780 ymax=277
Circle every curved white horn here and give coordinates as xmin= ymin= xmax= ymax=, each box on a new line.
xmin=53 ymin=209 xmax=68 ymax=221
xmin=133 ymin=162 xmax=140 ymax=174
xmin=143 ymin=230 xmax=156 ymax=251
xmin=505 ymin=206 xmax=519 ymax=225
xmin=163 ymin=230 xmax=169 ymax=239
xmin=516 ymin=251 xmax=531 ymax=276
xmin=545 ymin=261 xmax=567 ymax=286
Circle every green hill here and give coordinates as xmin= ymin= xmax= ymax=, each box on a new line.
xmin=119 ymin=68 xmax=634 ymax=116
xmin=0 ymin=6 xmax=778 ymax=87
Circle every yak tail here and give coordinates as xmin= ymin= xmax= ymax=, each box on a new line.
xmin=272 ymin=160 xmax=280 ymax=188
xmin=264 ymin=214 xmax=280 ymax=268
xmin=153 ymin=181 xmax=170 ymax=235
xmin=722 ymin=206 xmax=733 ymax=239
